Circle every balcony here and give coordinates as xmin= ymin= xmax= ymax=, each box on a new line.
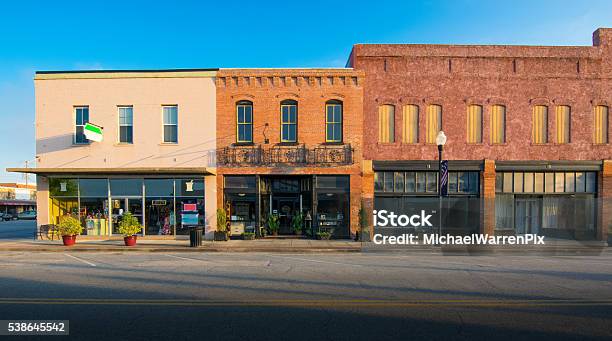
xmin=217 ymin=144 xmax=353 ymax=167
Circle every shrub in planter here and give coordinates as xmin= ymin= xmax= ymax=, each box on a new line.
xmin=242 ymin=232 xmax=255 ymax=240
xmin=214 ymin=208 xmax=229 ymax=241
xmin=316 ymin=232 xmax=332 ymax=240
xmin=267 ymin=214 xmax=280 ymax=236
xmin=57 ymin=215 xmax=83 ymax=246
xmin=118 ymin=212 xmax=142 ymax=246
xmin=291 ymin=212 xmax=303 ymax=235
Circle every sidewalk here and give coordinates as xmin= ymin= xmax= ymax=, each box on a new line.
xmin=0 ymin=237 xmax=608 ymax=254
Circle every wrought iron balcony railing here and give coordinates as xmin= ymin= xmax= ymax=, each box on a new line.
xmin=217 ymin=144 xmax=353 ymax=167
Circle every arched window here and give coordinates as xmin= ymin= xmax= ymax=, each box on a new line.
xmin=532 ymin=105 xmax=548 ymax=144
xmin=378 ymin=104 xmax=395 ymax=143
xmin=466 ymin=104 xmax=483 ymax=143
xmin=280 ymin=100 xmax=297 ymax=142
xmin=594 ymin=105 xmax=609 ymax=144
xmin=490 ymin=105 xmax=506 ymax=144
xmin=325 ymin=100 xmax=343 ymax=142
xmin=425 ymin=104 xmax=442 ymax=144
xmin=236 ymin=100 xmax=253 ymax=143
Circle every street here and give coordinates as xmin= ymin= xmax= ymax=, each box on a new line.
xmin=0 ymin=219 xmax=36 ymax=240
xmin=0 ymin=245 xmax=610 ymax=340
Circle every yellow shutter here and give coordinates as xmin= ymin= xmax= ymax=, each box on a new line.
xmin=532 ymin=105 xmax=548 ymax=143
xmin=594 ymin=105 xmax=609 ymax=144
xmin=402 ymin=105 xmax=419 ymax=143
xmin=378 ymin=105 xmax=395 ymax=143
xmin=491 ymin=105 xmax=506 ymax=144
xmin=555 ymin=105 xmax=570 ymax=144
xmin=466 ymin=105 xmax=482 ymax=143
xmin=426 ymin=105 xmax=441 ymax=144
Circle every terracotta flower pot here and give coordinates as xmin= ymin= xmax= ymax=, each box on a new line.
xmin=124 ymin=235 xmax=137 ymax=246
xmin=62 ymin=235 xmax=77 ymax=246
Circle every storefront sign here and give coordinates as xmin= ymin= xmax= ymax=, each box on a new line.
xmin=83 ymin=123 xmax=103 ymax=142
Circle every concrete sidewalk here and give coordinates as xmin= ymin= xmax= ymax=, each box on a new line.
xmin=0 ymin=237 xmax=608 ymax=254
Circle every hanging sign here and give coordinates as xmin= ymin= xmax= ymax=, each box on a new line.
xmin=84 ymin=123 xmax=104 ymax=142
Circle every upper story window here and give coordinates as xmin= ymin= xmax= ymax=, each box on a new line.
xmin=532 ymin=105 xmax=548 ymax=144
xmin=425 ymin=104 xmax=442 ymax=144
xmin=594 ymin=105 xmax=609 ymax=144
xmin=162 ymin=105 xmax=178 ymax=143
xmin=280 ymin=100 xmax=297 ymax=142
xmin=236 ymin=101 xmax=253 ymax=143
xmin=74 ymin=106 xmax=89 ymax=144
xmin=325 ymin=100 xmax=343 ymax=143
xmin=378 ymin=104 xmax=395 ymax=143
xmin=118 ymin=106 xmax=133 ymax=144
xmin=555 ymin=105 xmax=571 ymax=144
xmin=466 ymin=105 xmax=482 ymax=143
xmin=402 ymin=105 xmax=418 ymax=143
xmin=490 ymin=105 xmax=506 ymax=144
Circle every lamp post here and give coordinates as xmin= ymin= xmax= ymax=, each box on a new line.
xmin=436 ymin=131 xmax=447 ymax=237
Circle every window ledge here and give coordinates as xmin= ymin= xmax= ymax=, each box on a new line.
xmin=114 ymin=143 xmax=134 ymax=147
xmin=159 ymin=142 xmax=179 ymax=146
xmin=233 ymin=142 xmax=255 ymax=147
xmin=71 ymin=143 xmax=90 ymax=147
xmin=321 ymin=142 xmax=344 ymax=146
xmin=276 ymin=142 xmax=300 ymax=146
xmin=490 ymin=143 xmax=508 ymax=146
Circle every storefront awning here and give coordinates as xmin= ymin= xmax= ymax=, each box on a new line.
xmin=7 ymin=167 xmax=215 ymax=176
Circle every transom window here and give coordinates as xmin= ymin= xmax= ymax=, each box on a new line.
xmin=162 ymin=105 xmax=178 ymax=143
xmin=374 ymin=171 xmax=479 ymax=195
xmin=236 ymin=101 xmax=253 ymax=143
xmin=74 ymin=106 xmax=89 ymax=144
xmin=325 ymin=100 xmax=343 ymax=142
xmin=118 ymin=106 xmax=133 ymax=144
xmin=495 ymin=172 xmax=597 ymax=193
xmin=280 ymin=100 xmax=297 ymax=142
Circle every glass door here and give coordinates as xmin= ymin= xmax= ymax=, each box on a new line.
xmin=111 ymin=197 xmax=143 ymax=235
xmin=515 ymin=197 xmax=541 ymax=234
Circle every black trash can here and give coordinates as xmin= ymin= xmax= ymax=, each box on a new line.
xmin=189 ymin=227 xmax=203 ymax=247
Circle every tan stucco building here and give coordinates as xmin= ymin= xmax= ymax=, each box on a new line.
xmin=12 ymin=69 xmax=218 ymax=238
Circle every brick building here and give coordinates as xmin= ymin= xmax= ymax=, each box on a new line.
xmin=349 ymin=28 xmax=612 ymax=241
xmin=215 ymin=69 xmax=364 ymax=238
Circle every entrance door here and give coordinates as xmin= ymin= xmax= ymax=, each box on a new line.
xmin=273 ymin=196 xmax=300 ymax=234
xmin=111 ymin=198 xmax=143 ymax=235
xmin=515 ymin=198 xmax=541 ymax=234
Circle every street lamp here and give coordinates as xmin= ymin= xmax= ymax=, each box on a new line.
xmin=436 ymin=131 xmax=447 ymax=237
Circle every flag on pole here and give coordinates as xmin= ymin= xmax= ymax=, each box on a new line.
xmin=84 ymin=123 xmax=103 ymax=142
xmin=440 ymin=160 xmax=449 ymax=196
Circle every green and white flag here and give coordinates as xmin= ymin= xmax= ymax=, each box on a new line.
xmin=84 ymin=123 xmax=103 ymax=142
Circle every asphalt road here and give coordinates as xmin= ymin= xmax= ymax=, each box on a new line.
xmin=0 ymin=219 xmax=36 ymax=240
xmin=0 ymin=251 xmax=610 ymax=340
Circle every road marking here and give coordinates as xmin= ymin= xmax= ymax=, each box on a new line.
xmin=64 ymin=253 xmax=96 ymax=267
xmin=269 ymin=255 xmax=363 ymax=267
xmin=164 ymin=254 xmax=209 ymax=263
xmin=0 ymin=298 xmax=610 ymax=307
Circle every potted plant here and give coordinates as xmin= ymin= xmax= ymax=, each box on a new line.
xmin=242 ymin=232 xmax=255 ymax=240
xmin=57 ymin=215 xmax=83 ymax=246
xmin=214 ymin=208 xmax=229 ymax=241
xmin=118 ymin=212 xmax=142 ymax=246
xmin=291 ymin=211 xmax=303 ymax=235
xmin=267 ymin=214 xmax=280 ymax=236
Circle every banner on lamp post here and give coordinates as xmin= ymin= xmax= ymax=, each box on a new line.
xmin=440 ymin=160 xmax=449 ymax=196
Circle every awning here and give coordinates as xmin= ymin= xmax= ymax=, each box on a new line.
xmin=0 ymin=200 xmax=36 ymax=206
xmin=7 ymin=167 xmax=215 ymax=176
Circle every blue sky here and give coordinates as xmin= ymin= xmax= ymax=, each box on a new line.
xmin=1 ymin=0 xmax=611 ymax=182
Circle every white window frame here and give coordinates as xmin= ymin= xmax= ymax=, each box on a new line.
xmin=74 ymin=106 xmax=89 ymax=144
xmin=118 ymin=106 xmax=134 ymax=144
xmin=162 ymin=105 xmax=178 ymax=144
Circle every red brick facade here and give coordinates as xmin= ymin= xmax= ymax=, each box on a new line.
xmin=350 ymin=28 xmax=612 ymax=240
xmin=216 ymin=69 xmax=364 ymax=235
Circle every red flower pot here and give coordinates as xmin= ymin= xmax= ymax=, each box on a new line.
xmin=62 ymin=235 xmax=77 ymax=246
xmin=124 ymin=235 xmax=137 ymax=246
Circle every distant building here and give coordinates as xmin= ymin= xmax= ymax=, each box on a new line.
xmin=0 ymin=183 xmax=36 ymax=215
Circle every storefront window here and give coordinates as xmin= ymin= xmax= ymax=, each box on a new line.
xmin=80 ymin=198 xmax=109 ymax=236
xmin=177 ymin=179 xmax=204 ymax=197
xmin=79 ymin=179 xmax=108 ymax=197
xmin=145 ymin=179 xmax=175 ymax=235
xmin=176 ymin=198 xmax=205 ymax=235
xmin=110 ymin=179 xmax=143 ymax=196
xmin=49 ymin=178 xmax=78 ymax=197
